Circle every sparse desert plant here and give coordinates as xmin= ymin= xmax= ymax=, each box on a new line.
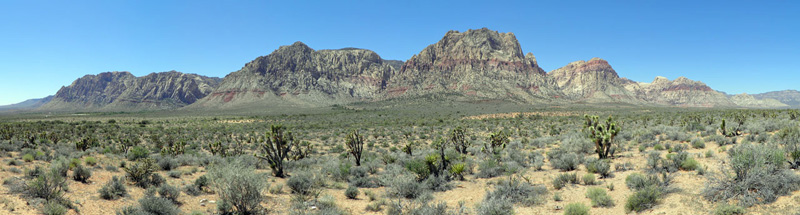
xmin=564 ymin=202 xmax=589 ymax=215
xmin=553 ymin=172 xmax=578 ymax=190
xmin=548 ymin=149 xmax=581 ymax=171
xmin=485 ymin=176 xmax=548 ymax=206
xmin=714 ymin=203 xmax=745 ymax=215
xmin=41 ymin=200 xmax=67 ymax=215
xmin=582 ymin=173 xmax=596 ymax=185
xmin=255 ymin=125 xmax=296 ymax=178
xmin=208 ymin=159 xmax=267 ymax=215
xmin=345 ymin=130 xmax=365 ymax=166
xmin=475 ymin=197 xmax=515 ymax=215
xmin=702 ymin=143 xmax=800 ymax=207
xmin=586 ymin=187 xmax=614 ymax=207
xmin=386 ymin=175 xmax=425 ymax=200
xmin=71 ymin=163 xmax=91 ymax=183
xmin=99 ymin=176 xmax=127 ymax=200
xmin=123 ymin=158 xmax=158 ymax=188
xmin=584 ymin=115 xmax=621 ymax=159
xmin=158 ymin=184 xmax=181 ymax=204
xmin=625 ymin=186 xmax=662 ymax=212
xmin=345 ymin=185 xmax=359 ymax=199
xmin=586 ymin=158 xmax=611 ymax=178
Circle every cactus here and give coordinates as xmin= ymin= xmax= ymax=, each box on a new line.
xmin=584 ymin=115 xmax=621 ymax=159
xmin=254 ymin=125 xmax=295 ymax=178
xmin=483 ymin=131 xmax=508 ymax=156
xmin=345 ymin=130 xmax=365 ymax=166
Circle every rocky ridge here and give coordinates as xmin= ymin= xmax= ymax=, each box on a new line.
xmin=40 ymin=71 xmax=220 ymax=111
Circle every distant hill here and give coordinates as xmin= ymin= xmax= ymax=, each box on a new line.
xmin=0 ymin=95 xmax=53 ymax=111
xmin=25 ymin=28 xmax=792 ymax=112
xmin=753 ymin=90 xmax=800 ymax=107
xmin=39 ymin=71 xmax=220 ymax=111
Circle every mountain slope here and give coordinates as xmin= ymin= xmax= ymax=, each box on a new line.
xmin=548 ymin=58 xmax=638 ymax=103
xmin=386 ymin=28 xmax=561 ymax=102
xmin=0 ymin=96 xmax=53 ymax=111
xmin=624 ymin=76 xmax=736 ymax=107
xmin=39 ymin=71 xmax=220 ymax=111
xmin=753 ymin=90 xmax=800 ymax=107
xmin=191 ymin=42 xmax=397 ymax=108
xmin=729 ymin=93 xmax=789 ymax=108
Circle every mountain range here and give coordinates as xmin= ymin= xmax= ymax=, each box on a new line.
xmin=5 ymin=28 xmax=797 ymax=112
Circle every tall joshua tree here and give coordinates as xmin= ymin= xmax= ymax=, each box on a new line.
xmin=584 ymin=115 xmax=620 ymax=159
xmin=346 ymin=130 xmax=364 ymax=166
xmin=255 ymin=125 xmax=295 ymax=178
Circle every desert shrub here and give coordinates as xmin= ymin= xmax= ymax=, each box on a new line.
xmin=150 ymin=173 xmax=165 ymax=187
xmin=625 ymin=186 xmax=661 ymax=212
xmin=194 ymin=175 xmax=209 ymax=190
xmin=167 ymin=170 xmax=181 ymax=178
xmin=287 ymin=172 xmax=318 ymax=196
xmin=349 ymin=165 xmax=380 ymax=188
xmin=137 ymin=194 xmax=180 ymax=215
xmin=25 ymin=165 xmax=44 ymax=179
xmin=586 ymin=187 xmax=614 ymax=207
xmin=646 ymin=151 xmax=662 ymax=172
xmin=560 ymin=132 xmax=595 ymax=154
xmin=680 ymin=157 xmax=699 ymax=171
xmin=345 ymin=185 xmax=359 ymax=199
xmin=158 ymin=184 xmax=181 ymax=204
xmin=183 ymin=184 xmax=202 ymax=196
xmin=475 ymin=197 xmax=514 ymax=215
xmin=774 ymin=126 xmax=800 ymax=168
xmin=714 ymin=203 xmax=745 ymax=215
xmin=702 ymin=143 xmax=800 ymax=207
xmin=563 ymin=202 xmax=589 ymax=215
xmin=41 ymin=201 xmax=67 ymax=215
xmin=157 ymin=157 xmax=178 ymax=171
xmin=585 ymin=158 xmax=611 ymax=178
xmin=615 ymin=162 xmax=634 ymax=172
xmin=423 ymin=175 xmax=453 ymax=192
xmin=548 ymin=149 xmax=581 ymax=171
xmin=72 ymin=163 xmax=91 ymax=183
xmin=691 ymin=138 xmax=706 ymax=149
xmin=51 ymin=158 xmax=69 ymax=177
xmin=386 ymin=175 xmax=425 ymax=199
xmin=553 ymin=172 xmax=578 ymax=190
xmin=85 ymin=156 xmax=97 ymax=166
xmin=625 ymin=173 xmax=660 ymax=191
xmin=485 ymin=177 xmax=548 ymax=206
xmin=208 ymin=159 xmax=267 ymax=215
xmin=99 ymin=176 xmax=127 ymax=200
xmin=127 ymin=146 xmax=149 ymax=161
xmin=124 ymin=158 xmax=159 ymax=188
xmin=27 ymin=167 xmax=67 ymax=201
xmin=477 ymin=158 xmax=504 ymax=178
xmin=22 ymin=153 xmax=34 ymax=162
xmin=582 ymin=173 xmax=596 ymax=185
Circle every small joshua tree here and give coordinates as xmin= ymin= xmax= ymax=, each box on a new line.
xmin=450 ymin=126 xmax=469 ymax=155
xmin=584 ymin=115 xmax=620 ymax=159
xmin=255 ymin=125 xmax=295 ymax=178
xmin=483 ymin=131 xmax=508 ymax=157
xmin=346 ymin=130 xmax=365 ymax=166
xmin=719 ymin=119 xmax=742 ymax=137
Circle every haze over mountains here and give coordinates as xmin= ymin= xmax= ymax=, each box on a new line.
xmin=5 ymin=28 xmax=796 ymax=112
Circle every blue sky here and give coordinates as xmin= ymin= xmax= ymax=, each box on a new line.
xmin=1 ymin=0 xmax=798 ymax=105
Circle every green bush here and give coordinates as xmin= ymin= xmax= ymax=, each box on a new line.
xmin=553 ymin=172 xmax=578 ymax=190
xmin=127 ymin=146 xmax=149 ymax=161
xmin=99 ymin=176 xmax=127 ymax=200
xmin=625 ymin=186 xmax=661 ymax=212
xmin=680 ymin=157 xmax=699 ymax=171
xmin=386 ymin=175 xmax=425 ymax=199
xmin=714 ymin=203 xmax=745 ymax=215
xmin=585 ymin=159 xmax=611 ymax=178
xmin=563 ymin=202 xmax=589 ymax=215
xmin=582 ymin=173 xmax=596 ymax=185
xmin=548 ymin=149 xmax=581 ymax=171
xmin=158 ymin=184 xmax=181 ymax=204
xmin=691 ymin=138 xmax=706 ymax=149
xmin=702 ymin=143 xmax=800 ymax=207
xmin=22 ymin=153 xmax=34 ymax=162
xmin=287 ymin=172 xmax=317 ymax=196
xmin=208 ymin=160 xmax=267 ymax=215
xmin=84 ymin=156 xmax=97 ymax=166
xmin=345 ymin=185 xmax=359 ymax=199
xmin=137 ymin=195 xmax=180 ymax=215
xmin=485 ymin=177 xmax=548 ymax=206
xmin=475 ymin=197 xmax=514 ymax=215
xmin=41 ymin=201 xmax=67 ymax=215
xmin=586 ymin=187 xmax=614 ymax=207
xmin=72 ymin=164 xmax=91 ymax=183
xmin=27 ymin=167 xmax=66 ymax=201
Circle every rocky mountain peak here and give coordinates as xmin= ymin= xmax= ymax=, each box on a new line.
xmin=548 ymin=58 xmax=633 ymax=101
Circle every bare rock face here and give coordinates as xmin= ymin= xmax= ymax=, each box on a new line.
xmin=625 ymin=76 xmax=736 ymax=107
xmin=386 ymin=28 xmax=561 ymax=102
xmin=40 ymin=71 xmax=220 ymax=111
xmin=548 ymin=58 xmax=638 ymax=103
xmin=193 ymin=42 xmax=397 ymax=108
xmin=729 ymin=93 xmax=789 ymax=108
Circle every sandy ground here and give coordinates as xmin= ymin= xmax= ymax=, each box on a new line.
xmin=2 ymin=139 xmax=800 ymax=215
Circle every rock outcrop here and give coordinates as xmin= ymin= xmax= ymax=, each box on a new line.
xmin=386 ymin=28 xmax=561 ymax=102
xmin=192 ymin=42 xmax=397 ymax=108
xmin=548 ymin=58 xmax=638 ymax=103
xmin=623 ymin=76 xmax=736 ymax=107
xmin=39 ymin=71 xmax=220 ymax=111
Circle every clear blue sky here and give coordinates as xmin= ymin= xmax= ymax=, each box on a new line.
xmin=1 ymin=0 xmax=798 ymax=105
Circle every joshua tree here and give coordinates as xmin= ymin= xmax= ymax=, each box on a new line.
xmin=346 ymin=130 xmax=365 ymax=166
xmin=450 ymin=126 xmax=469 ymax=155
xmin=483 ymin=131 xmax=508 ymax=156
xmin=255 ymin=125 xmax=295 ymax=178
xmin=584 ymin=115 xmax=620 ymax=159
